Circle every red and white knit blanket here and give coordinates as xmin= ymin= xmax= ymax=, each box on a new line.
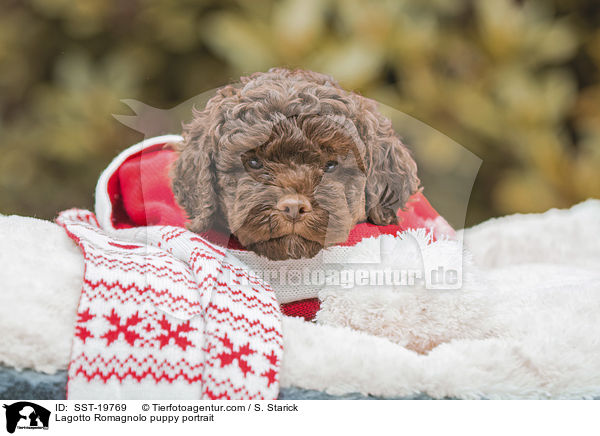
xmin=56 ymin=209 xmax=282 ymax=399
xmin=56 ymin=135 xmax=451 ymax=400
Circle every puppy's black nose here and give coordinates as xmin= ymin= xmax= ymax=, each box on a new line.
xmin=276 ymin=195 xmax=312 ymax=221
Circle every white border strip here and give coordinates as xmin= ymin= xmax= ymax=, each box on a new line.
xmin=95 ymin=134 xmax=184 ymax=231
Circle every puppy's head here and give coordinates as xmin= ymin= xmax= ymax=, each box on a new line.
xmin=171 ymin=68 xmax=420 ymax=260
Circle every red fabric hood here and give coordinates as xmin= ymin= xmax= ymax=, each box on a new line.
xmin=96 ymin=135 xmax=454 ymax=248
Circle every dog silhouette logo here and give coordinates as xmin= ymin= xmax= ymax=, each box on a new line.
xmin=2 ymin=402 xmax=50 ymax=433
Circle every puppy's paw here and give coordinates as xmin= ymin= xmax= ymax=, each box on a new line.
xmin=367 ymin=205 xmax=399 ymax=226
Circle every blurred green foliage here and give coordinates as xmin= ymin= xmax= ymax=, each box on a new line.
xmin=0 ymin=0 xmax=599 ymax=225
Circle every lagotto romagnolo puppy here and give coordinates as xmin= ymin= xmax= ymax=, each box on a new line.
xmin=171 ymin=68 xmax=420 ymax=260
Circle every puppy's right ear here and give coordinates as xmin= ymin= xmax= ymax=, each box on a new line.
xmin=171 ymin=107 xmax=219 ymax=234
xmin=172 ymin=85 xmax=242 ymax=233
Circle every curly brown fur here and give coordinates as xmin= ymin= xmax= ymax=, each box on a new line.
xmin=171 ymin=68 xmax=420 ymax=260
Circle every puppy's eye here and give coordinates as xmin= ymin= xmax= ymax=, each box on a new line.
xmin=324 ymin=160 xmax=338 ymax=173
xmin=247 ymin=157 xmax=263 ymax=169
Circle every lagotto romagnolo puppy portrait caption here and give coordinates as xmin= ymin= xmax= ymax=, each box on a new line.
xmin=170 ymin=68 xmax=421 ymax=260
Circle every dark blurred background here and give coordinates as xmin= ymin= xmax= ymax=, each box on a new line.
xmin=1 ymin=0 xmax=599 ymax=226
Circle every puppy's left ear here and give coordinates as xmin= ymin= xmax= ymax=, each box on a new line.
xmin=360 ymin=105 xmax=421 ymax=225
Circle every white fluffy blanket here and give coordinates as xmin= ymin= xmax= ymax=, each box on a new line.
xmin=1 ymin=200 xmax=600 ymax=399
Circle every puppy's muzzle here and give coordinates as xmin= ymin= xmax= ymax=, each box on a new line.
xmin=275 ymin=194 xmax=312 ymax=222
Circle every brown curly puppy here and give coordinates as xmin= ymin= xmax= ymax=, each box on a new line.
xmin=171 ymin=68 xmax=420 ymax=260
